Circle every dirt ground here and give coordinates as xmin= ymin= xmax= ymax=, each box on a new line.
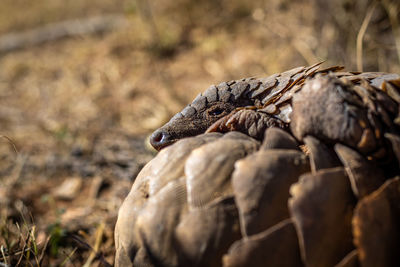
xmin=0 ymin=0 xmax=399 ymax=266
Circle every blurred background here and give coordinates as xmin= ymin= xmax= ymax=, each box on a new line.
xmin=0 ymin=0 xmax=399 ymax=265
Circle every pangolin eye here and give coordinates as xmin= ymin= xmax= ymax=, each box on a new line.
xmin=209 ymin=108 xmax=224 ymax=116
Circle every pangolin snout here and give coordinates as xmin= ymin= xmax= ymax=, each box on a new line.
xmin=150 ymin=129 xmax=174 ymax=151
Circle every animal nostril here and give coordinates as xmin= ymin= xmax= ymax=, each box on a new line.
xmin=150 ymin=130 xmax=173 ymax=150
xmin=152 ymin=131 xmax=164 ymax=143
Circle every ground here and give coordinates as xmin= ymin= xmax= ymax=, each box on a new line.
xmin=0 ymin=0 xmax=399 ymax=266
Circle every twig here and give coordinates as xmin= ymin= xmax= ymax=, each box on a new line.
xmin=15 ymin=229 xmax=31 ymax=266
xmin=382 ymin=0 xmax=400 ymax=66
xmin=0 ymin=135 xmax=18 ymax=154
xmin=70 ymin=235 xmax=92 ymax=251
xmin=0 ymin=246 xmax=7 ymax=266
xmin=60 ymin=247 xmax=77 ymax=267
xmin=38 ymin=235 xmax=51 ymax=266
xmin=357 ymin=2 xmax=377 ymax=72
xmin=83 ymin=222 xmax=105 ymax=267
xmin=71 ymin=225 xmax=112 ymax=267
xmin=8 ymin=241 xmax=46 ymax=258
xmin=0 ymin=15 xmax=127 ymax=54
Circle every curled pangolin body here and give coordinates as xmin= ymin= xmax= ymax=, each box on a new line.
xmin=116 ymin=64 xmax=400 ymax=267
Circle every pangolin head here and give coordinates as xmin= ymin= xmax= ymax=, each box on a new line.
xmin=150 ymin=80 xmax=255 ymax=150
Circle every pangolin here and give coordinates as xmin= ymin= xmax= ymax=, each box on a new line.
xmin=116 ymin=63 xmax=400 ymax=267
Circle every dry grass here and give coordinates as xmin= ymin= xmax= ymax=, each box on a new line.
xmin=0 ymin=0 xmax=399 ymax=266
